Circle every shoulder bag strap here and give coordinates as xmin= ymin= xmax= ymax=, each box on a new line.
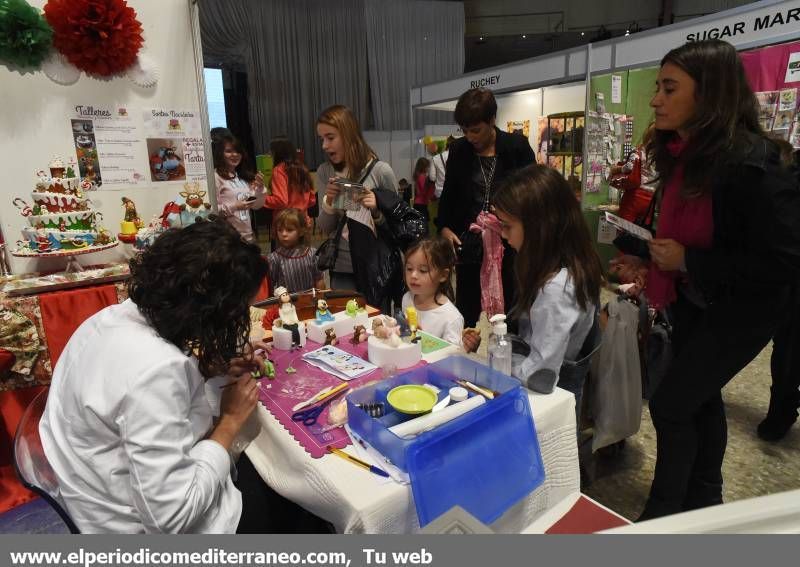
xmin=358 ymin=158 xmax=378 ymax=184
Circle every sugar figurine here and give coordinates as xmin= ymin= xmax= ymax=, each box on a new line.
xmin=406 ymin=306 xmax=421 ymax=343
xmin=372 ymin=316 xmax=402 ymax=348
xmin=315 ymin=298 xmax=335 ymax=323
xmin=351 ymin=324 xmax=367 ymax=345
xmin=345 ymin=298 xmax=360 ymax=317
xmin=324 ymin=328 xmax=339 ymax=346
xmin=275 ymin=286 xmax=301 ymax=349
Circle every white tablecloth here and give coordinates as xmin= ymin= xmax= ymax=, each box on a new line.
xmin=245 ymin=382 xmax=579 ymax=533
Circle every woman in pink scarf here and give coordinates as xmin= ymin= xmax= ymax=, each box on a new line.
xmin=610 ymin=40 xmax=796 ymax=521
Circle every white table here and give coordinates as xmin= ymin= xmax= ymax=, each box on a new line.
xmin=245 ymin=378 xmax=579 ymax=533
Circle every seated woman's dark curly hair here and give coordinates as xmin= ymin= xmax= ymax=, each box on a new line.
xmin=128 ymin=215 xmax=268 ymax=377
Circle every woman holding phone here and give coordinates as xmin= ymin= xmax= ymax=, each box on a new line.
xmin=316 ymin=105 xmax=403 ymax=309
xmin=213 ymin=133 xmax=266 ymax=243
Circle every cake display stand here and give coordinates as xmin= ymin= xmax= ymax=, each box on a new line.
xmin=12 ymin=241 xmax=119 ymax=273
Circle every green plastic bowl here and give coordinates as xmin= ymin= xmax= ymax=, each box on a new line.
xmin=387 ymin=385 xmax=438 ymax=415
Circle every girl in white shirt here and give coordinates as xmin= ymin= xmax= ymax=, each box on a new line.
xmin=213 ymin=133 xmax=266 ymax=243
xmin=492 ymin=165 xmax=603 ymax=400
xmin=401 ymin=237 xmax=480 ymax=351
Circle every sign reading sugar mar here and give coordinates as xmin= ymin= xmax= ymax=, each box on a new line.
xmin=686 ymin=5 xmax=800 ymax=42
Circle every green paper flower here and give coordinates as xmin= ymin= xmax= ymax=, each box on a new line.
xmin=0 ymin=0 xmax=53 ymax=69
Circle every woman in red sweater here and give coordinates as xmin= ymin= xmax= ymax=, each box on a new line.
xmin=413 ymin=157 xmax=434 ymax=222
xmin=264 ymin=137 xmax=316 ymax=226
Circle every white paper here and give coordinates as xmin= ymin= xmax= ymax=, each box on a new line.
xmin=595 ymin=92 xmax=606 ymax=114
xmin=143 ymin=108 xmax=207 ymax=184
xmin=785 ymin=52 xmax=800 ymax=84
xmin=611 ymin=75 xmax=622 ymax=104
xmin=302 ymin=346 xmax=377 ymax=380
xmin=71 ymin=105 xmax=147 ymax=189
xmin=597 ymin=217 xmax=617 ymax=245
xmin=605 ymin=212 xmax=652 ymax=241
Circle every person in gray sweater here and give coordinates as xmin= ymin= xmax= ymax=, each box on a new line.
xmin=315 ymin=105 xmax=399 ymax=293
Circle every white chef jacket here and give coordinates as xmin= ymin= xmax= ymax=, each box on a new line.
xmin=39 ymin=299 xmax=242 ymax=533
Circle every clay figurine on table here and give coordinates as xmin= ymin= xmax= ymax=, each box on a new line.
xmin=345 ymin=298 xmax=364 ymax=317
xmin=406 ymin=306 xmax=421 ymax=343
xmin=275 ymin=286 xmax=301 ymax=349
xmin=372 ymin=316 xmax=402 ymax=348
xmin=350 ymin=324 xmax=367 ymax=345
xmin=315 ymin=298 xmax=334 ymax=323
xmin=252 ymin=358 xmax=276 ymax=380
xmin=324 ymin=328 xmax=339 ymax=346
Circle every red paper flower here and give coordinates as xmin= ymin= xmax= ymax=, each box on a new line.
xmin=43 ymin=0 xmax=143 ymax=77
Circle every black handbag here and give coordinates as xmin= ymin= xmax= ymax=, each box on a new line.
xmin=315 ymin=214 xmax=346 ymax=271
xmin=314 ymin=159 xmax=378 ymax=271
xmin=642 ymin=307 xmax=672 ymax=400
xmin=374 ymin=188 xmax=428 ymax=250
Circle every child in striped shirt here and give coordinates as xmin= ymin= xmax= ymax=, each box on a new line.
xmin=267 ymin=208 xmax=325 ymax=292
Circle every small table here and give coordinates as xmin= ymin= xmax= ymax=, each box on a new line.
xmin=245 ymin=360 xmax=579 ymax=533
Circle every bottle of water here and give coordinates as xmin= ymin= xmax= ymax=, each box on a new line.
xmin=488 ymin=314 xmax=512 ymax=376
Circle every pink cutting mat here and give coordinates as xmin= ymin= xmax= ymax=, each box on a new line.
xmin=258 ymin=337 xmax=426 ymax=458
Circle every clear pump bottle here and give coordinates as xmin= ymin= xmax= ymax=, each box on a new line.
xmin=488 ymin=314 xmax=512 ymax=376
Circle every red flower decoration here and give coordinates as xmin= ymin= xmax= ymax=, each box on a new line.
xmin=43 ymin=0 xmax=143 ymax=77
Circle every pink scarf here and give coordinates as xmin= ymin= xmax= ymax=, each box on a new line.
xmin=470 ymin=211 xmax=505 ymax=317
xmin=646 ymin=137 xmax=714 ymax=309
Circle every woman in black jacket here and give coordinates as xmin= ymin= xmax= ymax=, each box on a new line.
xmin=612 ymin=39 xmax=799 ymax=520
xmin=437 ymin=88 xmax=536 ymax=326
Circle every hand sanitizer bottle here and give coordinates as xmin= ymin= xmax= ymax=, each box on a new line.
xmin=488 ymin=314 xmax=512 ymax=376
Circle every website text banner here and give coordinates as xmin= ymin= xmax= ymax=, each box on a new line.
xmin=1 ymin=534 xmax=796 ymax=567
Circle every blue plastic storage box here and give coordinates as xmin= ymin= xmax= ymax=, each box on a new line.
xmin=346 ymin=356 xmax=545 ymax=526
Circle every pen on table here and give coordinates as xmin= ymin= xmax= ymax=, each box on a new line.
xmin=327 ymin=446 xmax=389 ymax=478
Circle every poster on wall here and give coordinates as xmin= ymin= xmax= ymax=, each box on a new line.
xmin=143 ymin=109 xmax=206 ymax=183
xmin=507 ymin=120 xmax=531 ymax=138
xmin=756 ymin=88 xmax=798 ymax=147
xmin=785 ymin=52 xmax=800 ymax=84
xmin=70 ymin=104 xmax=146 ymax=189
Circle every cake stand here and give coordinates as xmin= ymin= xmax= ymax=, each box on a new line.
xmin=12 ymin=241 xmax=119 ymax=273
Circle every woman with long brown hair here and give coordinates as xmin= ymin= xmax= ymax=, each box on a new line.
xmin=492 ymin=164 xmax=603 ymax=415
xmin=213 ymin=133 xmax=266 ymax=243
xmin=316 ymin=105 xmax=403 ymax=310
xmin=611 ymin=39 xmax=798 ymax=520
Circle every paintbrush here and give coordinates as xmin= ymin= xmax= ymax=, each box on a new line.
xmin=327 ymin=446 xmax=389 ymax=478
xmin=456 ymin=379 xmax=496 ymax=400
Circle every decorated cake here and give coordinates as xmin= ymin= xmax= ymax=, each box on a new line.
xmin=13 ymin=157 xmax=116 ymax=254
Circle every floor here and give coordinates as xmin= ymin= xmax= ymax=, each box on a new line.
xmin=583 ymin=341 xmax=800 ymax=520
xmin=0 ymin=498 xmax=69 ymax=534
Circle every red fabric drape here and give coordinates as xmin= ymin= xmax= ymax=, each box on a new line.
xmin=0 ymin=386 xmax=46 ymax=512
xmin=1 ymin=284 xmax=119 ymax=514
xmin=740 ymin=40 xmax=800 ymax=91
xmin=39 ymin=285 xmax=119 ymax=367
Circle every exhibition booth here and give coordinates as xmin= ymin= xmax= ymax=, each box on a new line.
xmin=0 ymin=0 xmax=799 ymax=535
xmin=410 ymin=0 xmax=800 ymax=265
